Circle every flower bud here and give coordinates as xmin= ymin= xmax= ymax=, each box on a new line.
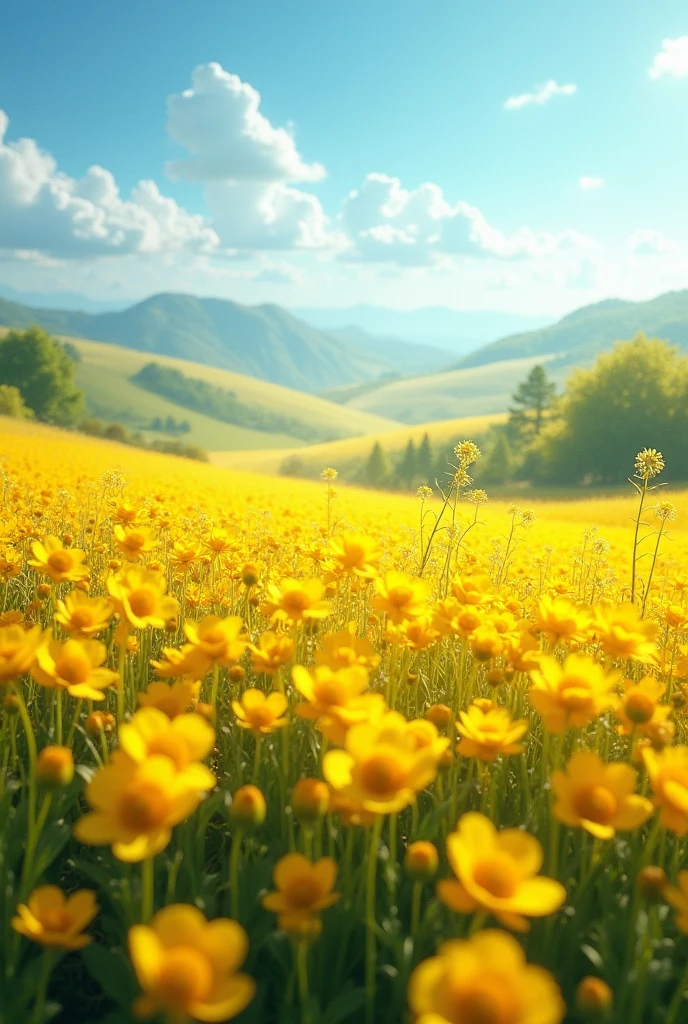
xmin=86 ymin=711 xmax=115 ymax=736
xmin=624 ymin=691 xmax=655 ymax=725
xmin=249 ymin=594 xmax=260 ymax=608
xmin=37 ymin=745 xmax=74 ymax=789
xmin=195 ymin=702 xmax=216 ymax=723
xmin=486 ymin=668 xmax=504 ymax=688
xmin=426 ymin=704 xmax=453 ymax=729
xmin=229 ymin=785 xmax=266 ymax=830
xmin=242 ymin=563 xmax=260 ymax=588
xmin=229 ymin=665 xmax=245 ymax=684
xmin=3 ymin=693 xmax=20 ymax=715
xmin=407 ymin=672 xmax=419 ymax=686
xmin=291 ymin=778 xmax=329 ymax=821
xmin=403 ymin=841 xmax=439 ymax=881
xmin=636 ymin=865 xmax=668 ymax=902
xmin=63 ymin=533 xmax=73 ymax=547
xmin=575 ymin=977 xmax=613 ymax=1017
xmin=36 ymin=583 xmax=51 ymax=600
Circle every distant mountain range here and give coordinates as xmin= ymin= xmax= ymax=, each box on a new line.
xmin=295 ymin=304 xmax=553 ymax=352
xmin=455 ymin=290 xmax=688 ymax=369
xmin=0 ymin=292 xmax=454 ymax=393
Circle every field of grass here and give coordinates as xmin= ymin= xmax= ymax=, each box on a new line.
xmin=0 ymin=328 xmax=400 ymax=450
xmin=210 ymin=412 xmax=507 ymax=474
xmin=341 ymin=354 xmax=565 ymax=422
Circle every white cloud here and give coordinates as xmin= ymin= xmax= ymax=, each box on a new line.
xmin=252 ymin=263 xmax=303 ymax=285
xmin=628 ymin=229 xmax=680 ymax=256
xmin=340 ymin=173 xmax=596 ymax=265
xmin=166 ymin=63 xmax=325 ymax=183
xmin=504 ymin=80 xmax=577 ymax=110
xmin=649 ymin=37 xmax=688 ymax=79
xmin=0 ymin=110 xmax=219 ymax=259
xmin=578 ymin=176 xmax=604 ymax=190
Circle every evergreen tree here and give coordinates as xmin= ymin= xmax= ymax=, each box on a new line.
xmin=0 ymin=326 xmax=84 ymax=425
xmin=396 ymin=438 xmax=418 ymax=489
xmin=364 ymin=441 xmax=391 ymax=487
xmin=509 ymin=364 xmax=557 ymax=435
xmin=417 ymin=432 xmax=433 ymax=482
xmin=481 ymin=433 xmax=513 ymax=484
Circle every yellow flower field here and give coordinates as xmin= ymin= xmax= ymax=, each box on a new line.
xmin=2 ymin=415 xmax=688 ymax=1024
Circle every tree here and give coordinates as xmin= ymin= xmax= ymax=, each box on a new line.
xmin=480 ymin=433 xmax=513 ymax=485
xmin=0 ymin=384 xmax=32 ymax=420
xmin=0 ymin=326 xmax=85 ymax=425
xmin=364 ymin=441 xmax=391 ymax=487
xmin=533 ymin=335 xmax=688 ymax=484
xmin=509 ymin=364 xmax=557 ymax=436
xmin=417 ymin=432 xmax=434 ymax=482
xmin=396 ymin=438 xmax=418 ymax=489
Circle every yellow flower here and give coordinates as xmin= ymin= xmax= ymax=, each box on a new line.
xmin=29 ymin=536 xmax=89 ymax=584
xmin=615 ymin=675 xmax=669 ymax=737
xmin=32 ymin=636 xmax=118 ymax=701
xmin=552 ymin=751 xmax=652 ymax=839
xmin=323 ymin=710 xmax=440 ymax=814
xmin=372 ymin=571 xmax=429 ymax=624
xmin=119 ymin=707 xmax=215 ymax=790
xmin=314 ymin=629 xmax=381 ymax=672
xmin=264 ymin=577 xmax=332 ymax=625
xmin=137 ymin=680 xmax=200 ymax=718
xmin=0 ymin=623 xmax=42 ymax=683
xmin=293 ymin=663 xmax=369 ymax=720
xmin=107 ymin=565 xmax=179 ymax=637
xmin=594 ymin=601 xmax=659 ymax=664
xmin=456 ymin=703 xmax=527 ymax=762
xmin=437 ymin=812 xmax=566 ymax=931
xmin=533 ymin=595 xmax=591 ymax=647
xmin=643 ymin=745 xmax=688 ymax=835
xmin=528 ymin=654 xmax=619 ymax=733
xmin=262 ymin=854 xmax=339 ymax=926
xmin=129 ymin=905 xmax=255 ymax=1022
xmin=451 ymin=573 xmax=496 ymax=607
xmin=408 ymin=929 xmax=565 ymax=1024
xmin=54 ymin=589 xmax=114 ymax=636
xmin=12 ymin=886 xmax=98 ymax=949
xmin=249 ymin=631 xmax=295 ymax=675
xmin=183 ymin=615 xmax=249 ymax=670
xmin=73 ymin=750 xmax=209 ymax=861
xmin=232 ymin=688 xmax=289 ymax=733
xmin=113 ymin=524 xmax=159 ymax=561
xmin=664 ymin=871 xmax=688 ymax=933
xmin=327 ymin=533 xmax=381 ymax=578
xmin=389 ymin=616 xmax=441 ymax=652
xmin=169 ymin=540 xmax=205 ymax=572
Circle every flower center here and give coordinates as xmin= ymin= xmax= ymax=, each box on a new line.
xmin=625 ymin=691 xmax=655 ymax=724
xmin=158 ymin=947 xmax=214 ymax=1009
xmin=444 ymin=976 xmax=518 ymax=1024
xmin=342 ymin=543 xmax=366 ymax=565
xmin=70 ymin=608 xmax=95 ymax=629
xmin=360 ymin=752 xmax=405 ymax=798
xmin=42 ymin=907 xmax=72 ymax=932
xmin=47 ymin=551 xmax=73 ymax=573
xmin=472 ymin=853 xmax=519 ymax=898
xmin=119 ymin=783 xmax=168 ymax=832
xmin=249 ymin=706 xmax=275 ymax=728
xmin=574 ymin=784 xmax=618 ymax=824
xmin=558 ymin=678 xmax=593 ymax=709
xmin=314 ymin=680 xmax=348 ymax=707
xmin=148 ymin=734 xmax=187 ymax=769
xmin=128 ymin=588 xmax=157 ymax=619
xmin=126 ymin=532 xmax=146 ymax=550
xmin=388 ymin=586 xmax=413 ymax=607
xmin=283 ymin=591 xmax=310 ymax=613
xmin=284 ymin=876 xmax=322 ymax=909
xmin=201 ymin=626 xmax=225 ymax=645
xmin=56 ymin=650 xmax=91 ymax=685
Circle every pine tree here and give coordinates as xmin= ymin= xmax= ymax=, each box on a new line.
xmin=396 ymin=438 xmax=418 ymax=489
xmin=364 ymin=441 xmax=391 ymax=487
xmin=417 ymin=432 xmax=433 ymax=483
xmin=481 ymin=433 xmax=513 ymax=484
xmin=509 ymin=365 xmax=557 ymax=435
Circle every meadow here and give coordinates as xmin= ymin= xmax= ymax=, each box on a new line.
xmin=2 ymin=417 xmax=688 ymax=1024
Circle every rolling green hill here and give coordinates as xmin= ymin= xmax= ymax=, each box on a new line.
xmin=0 ymin=293 xmax=447 ymax=393
xmin=455 ymin=290 xmax=688 ymax=369
xmin=337 ymin=355 xmax=562 ymax=424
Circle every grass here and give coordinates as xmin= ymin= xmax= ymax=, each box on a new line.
xmin=210 ymin=412 xmax=507 ymax=473
xmin=341 ymin=354 xmax=564 ymax=423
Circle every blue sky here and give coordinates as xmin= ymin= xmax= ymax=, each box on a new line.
xmin=0 ymin=0 xmax=687 ymax=313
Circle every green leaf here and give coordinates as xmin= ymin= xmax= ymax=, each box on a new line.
xmin=81 ymin=943 xmax=136 ymax=1010
xmin=323 ymin=987 xmax=367 ymax=1024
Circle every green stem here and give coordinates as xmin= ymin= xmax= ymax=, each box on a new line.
xmin=631 ymin=478 xmax=647 ymax=604
xmin=411 ymin=881 xmax=422 ymax=941
xmin=29 ymin=950 xmax=55 ymax=1024
xmin=116 ymin=641 xmax=127 ymax=724
xmin=667 ymin=958 xmax=688 ymax=1024
xmin=14 ymin=685 xmax=38 ymax=898
xmin=65 ymin=698 xmax=83 ymax=747
xmin=141 ymin=856 xmax=155 ymax=923
xmin=230 ymin=826 xmax=243 ymax=919
xmin=297 ymin=940 xmax=311 ymax=1024
xmin=252 ymin=734 xmax=262 ymax=783
xmin=365 ymin=816 xmax=383 ymax=1024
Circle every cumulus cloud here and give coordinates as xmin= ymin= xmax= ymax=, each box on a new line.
xmin=649 ymin=37 xmax=688 ymax=79
xmin=504 ymin=80 xmax=577 ymax=110
xmin=340 ymin=173 xmax=596 ymax=265
xmin=578 ymin=176 xmax=604 ymax=190
xmin=629 ymin=229 xmax=680 ymax=256
xmin=0 ymin=111 xmax=219 ymax=259
xmin=166 ymin=63 xmax=325 ymax=183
